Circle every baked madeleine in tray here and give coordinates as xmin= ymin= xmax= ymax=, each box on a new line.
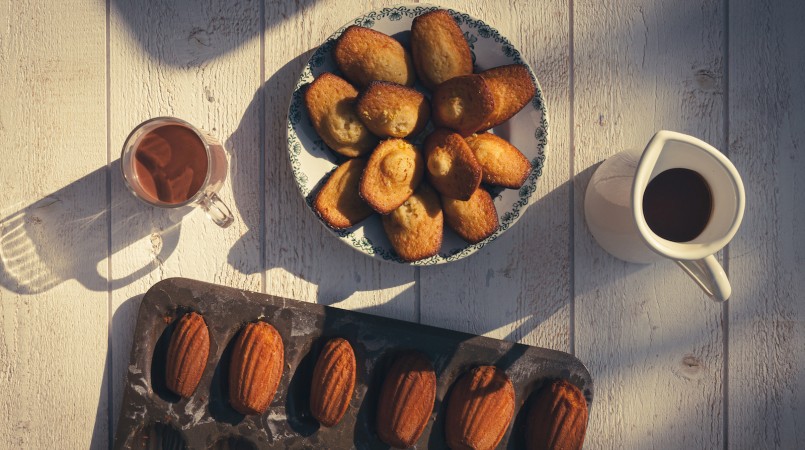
xmin=376 ymin=351 xmax=436 ymax=448
xmin=334 ymin=25 xmax=415 ymax=88
xmin=360 ymin=138 xmax=424 ymax=214
xmin=304 ymin=72 xmax=377 ymax=157
xmin=356 ymin=81 xmax=430 ymax=139
xmin=445 ymin=366 xmax=515 ymax=450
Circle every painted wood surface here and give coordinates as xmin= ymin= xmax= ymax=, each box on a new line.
xmin=572 ymin=0 xmax=726 ymax=448
xmin=728 ymin=1 xmax=805 ymax=448
xmin=0 ymin=0 xmax=803 ymax=448
xmin=0 ymin=1 xmax=108 ymax=448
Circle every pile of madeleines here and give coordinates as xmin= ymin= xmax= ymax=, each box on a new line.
xmin=166 ymin=312 xmax=588 ymax=450
xmin=306 ymin=10 xmax=539 ymax=262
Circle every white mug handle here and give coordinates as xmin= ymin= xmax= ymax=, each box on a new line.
xmin=676 ymin=255 xmax=731 ymax=302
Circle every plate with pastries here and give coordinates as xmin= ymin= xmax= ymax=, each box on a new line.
xmin=287 ymin=4 xmax=548 ymax=264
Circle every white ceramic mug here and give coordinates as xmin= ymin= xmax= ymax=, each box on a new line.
xmin=584 ymin=130 xmax=745 ymax=302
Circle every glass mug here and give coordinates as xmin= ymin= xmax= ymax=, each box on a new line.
xmin=121 ymin=117 xmax=234 ymax=228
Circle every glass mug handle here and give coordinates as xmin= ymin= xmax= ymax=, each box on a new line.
xmin=676 ymin=255 xmax=731 ymax=302
xmin=199 ymin=192 xmax=234 ymax=228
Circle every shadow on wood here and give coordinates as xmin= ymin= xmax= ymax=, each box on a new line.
xmin=226 ymin=48 xmax=417 ymax=319
xmin=0 ymin=166 xmax=185 ymax=295
xmin=108 ymin=0 xmax=324 ymax=67
xmin=91 ymin=294 xmax=142 ymax=449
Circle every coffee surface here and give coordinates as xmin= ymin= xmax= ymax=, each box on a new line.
xmin=643 ymin=168 xmax=712 ymax=242
xmin=134 ymin=125 xmax=208 ymax=204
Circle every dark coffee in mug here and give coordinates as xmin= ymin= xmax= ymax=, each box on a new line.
xmin=133 ymin=124 xmax=208 ymax=204
xmin=642 ymin=168 xmax=712 ymax=242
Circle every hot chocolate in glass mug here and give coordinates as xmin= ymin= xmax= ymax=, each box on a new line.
xmin=121 ymin=117 xmax=234 ymax=228
xmin=585 ymin=130 xmax=746 ymax=302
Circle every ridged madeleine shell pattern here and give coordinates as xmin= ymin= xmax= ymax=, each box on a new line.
xmin=376 ymin=352 xmax=437 ymax=448
xmin=525 ymin=380 xmax=588 ymax=450
xmin=228 ymin=321 xmax=285 ymax=415
xmin=445 ymin=366 xmax=515 ymax=450
xmin=165 ymin=312 xmax=210 ymax=398
xmin=310 ymin=338 xmax=357 ymax=427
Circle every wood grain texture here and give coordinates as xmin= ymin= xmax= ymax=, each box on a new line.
xmin=263 ymin=0 xmax=416 ymax=321
xmin=418 ymin=0 xmax=572 ymax=351
xmin=728 ymin=0 xmax=805 ymax=448
xmin=573 ymin=0 xmax=726 ymax=448
xmin=0 ymin=0 xmax=108 ymax=448
xmin=108 ymin=0 xmax=262 ymax=436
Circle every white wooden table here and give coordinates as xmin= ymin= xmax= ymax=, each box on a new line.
xmin=1 ymin=0 xmax=803 ymax=448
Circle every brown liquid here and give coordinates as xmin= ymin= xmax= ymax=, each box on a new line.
xmin=642 ymin=168 xmax=712 ymax=242
xmin=134 ymin=125 xmax=208 ymax=204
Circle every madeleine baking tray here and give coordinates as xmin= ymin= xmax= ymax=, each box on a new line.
xmin=114 ymin=278 xmax=593 ymax=449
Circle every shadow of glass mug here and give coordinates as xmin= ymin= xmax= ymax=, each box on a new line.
xmin=584 ymin=130 xmax=746 ymax=302
xmin=121 ymin=117 xmax=234 ymax=228
xmin=0 ymin=165 xmax=185 ymax=295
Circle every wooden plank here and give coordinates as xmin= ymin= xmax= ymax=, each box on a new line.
xmin=418 ymin=0 xmax=572 ymax=352
xmin=0 ymin=0 xmax=108 ymax=448
xmin=573 ymin=0 xmax=726 ymax=447
xmin=728 ymin=0 xmax=805 ymax=447
xmin=108 ymin=0 xmax=263 ymax=437
xmin=263 ymin=0 xmax=417 ymax=322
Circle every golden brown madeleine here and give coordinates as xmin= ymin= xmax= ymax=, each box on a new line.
xmin=423 ymin=129 xmax=482 ymax=200
xmin=314 ymin=159 xmax=373 ymax=229
xmin=381 ymin=184 xmax=443 ymax=262
xmin=376 ymin=352 xmax=436 ymax=448
xmin=445 ymin=366 xmax=515 ymax=450
xmin=304 ymin=72 xmax=377 ymax=157
xmin=478 ymin=64 xmax=537 ymax=130
xmin=334 ymin=26 xmax=415 ymax=87
xmin=464 ymin=132 xmax=532 ymax=188
xmin=431 ymin=74 xmax=495 ymax=137
xmin=410 ymin=9 xmax=473 ymax=90
xmin=229 ymin=321 xmax=284 ymax=415
xmin=525 ymin=380 xmax=588 ymax=450
xmin=442 ymin=188 xmax=499 ymax=244
xmin=360 ymin=139 xmax=425 ymax=214
xmin=165 ymin=312 xmax=210 ymax=398
xmin=310 ymin=338 xmax=356 ymax=427
xmin=356 ymin=81 xmax=430 ymax=138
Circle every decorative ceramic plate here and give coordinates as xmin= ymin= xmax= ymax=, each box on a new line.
xmin=287 ymin=4 xmax=548 ymax=265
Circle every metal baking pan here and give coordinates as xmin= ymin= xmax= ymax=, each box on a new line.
xmin=114 ymin=278 xmax=593 ymax=449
